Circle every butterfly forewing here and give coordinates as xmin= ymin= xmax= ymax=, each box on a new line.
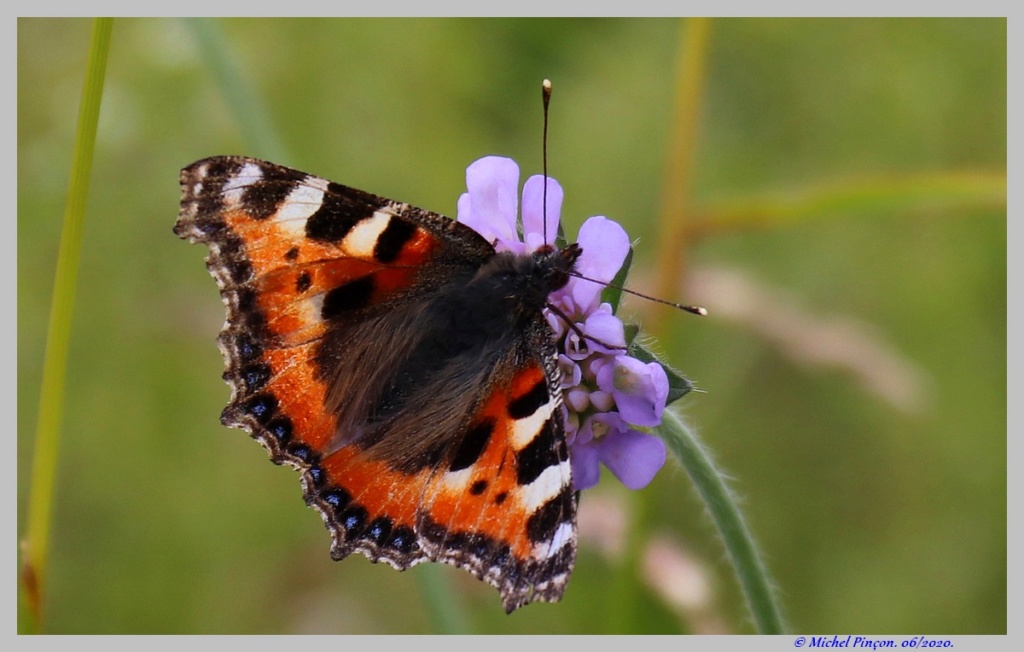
xmin=176 ymin=156 xmax=577 ymax=612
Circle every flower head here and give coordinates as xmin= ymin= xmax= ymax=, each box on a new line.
xmin=457 ymin=156 xmax=669 ymax=491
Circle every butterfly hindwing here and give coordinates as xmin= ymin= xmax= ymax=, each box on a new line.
xmin=414 ymin=325 xmax=576 ymax=612
xmin=176 ymin=156 xmax=577 ymax=612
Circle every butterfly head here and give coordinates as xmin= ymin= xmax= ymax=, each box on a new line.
xmin=533 ymin=242 xmax=582 ymax=294
xmin=473 ymin=242 xmax=581 ymax=324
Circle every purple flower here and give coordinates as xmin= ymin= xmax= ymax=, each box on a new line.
xmin=572 ymin=412 xmax=667 ymax=490
xmin=457 ymin=156 xmax=669 ymax=492
xmin=567 ymin=216 xmax=631 ymax=316
xmin=596 ymin=355 xmax=669 ymax=428
xmin=457 ymin=157 xmax=524 ymax=253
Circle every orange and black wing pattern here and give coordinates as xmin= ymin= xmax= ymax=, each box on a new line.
xmin=176 ymin=156 xmax=576 ymax=612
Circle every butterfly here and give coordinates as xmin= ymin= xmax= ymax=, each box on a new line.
xmin=175 ymin=156 xmax=582 ymax=613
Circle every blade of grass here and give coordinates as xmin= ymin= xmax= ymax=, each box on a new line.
xmin=685 ymin=170 xmax=1007 ymax=239
xmin=650 ymin=17 xmax=711 ymax=337
xmin=655 ymin=410 xmax=786 ymax=634
xmin=183 ymin=18 xmax=290 ymax=163
xmin=19 ymin=17 xmax=114 ymax=634
xmin=414 ymin=563 xmax=472 ymax=633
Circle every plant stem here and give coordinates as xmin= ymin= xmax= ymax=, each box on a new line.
xmin=657 ymin=410 xmax=786 ymax=634
xmin=685 ymin=170 xmax=1008 ymax=239
xmin=184 ymin=18 xmax=290 ymax=162
xmin=415 ymin=563 xmax=471 ymax=633
xmin=20 ymin=17 xmax=113 ymax=633
xmin=651 ymin=17 xmax=712 ymax=337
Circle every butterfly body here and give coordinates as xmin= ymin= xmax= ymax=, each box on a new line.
xmin=176 ymin=156 xmax=579 ymax=612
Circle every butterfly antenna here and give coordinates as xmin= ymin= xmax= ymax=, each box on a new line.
xmin=568 ymin=271 xmax=708 ymax=316
xmin=546 ymin=301 xmax=627 ymax=352
xmin=542 ymin=79 xmax=552 ymax=245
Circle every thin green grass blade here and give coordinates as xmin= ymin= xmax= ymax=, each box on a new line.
xmin=183 ymin=17 xmax=290 ymax=162
xmin=414 ymin=563 xmax=472 ymax=633
xmin=650 ymin=17 xmax=711 ymax=337
xmin=19 ymin=17 xmax=114 ymax=634
xmin=655 ymin=410 xmax=786 ymax=634
xmin=687 ymin=170 xmax=1007 ymax=238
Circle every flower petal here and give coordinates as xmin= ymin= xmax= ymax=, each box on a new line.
xmin=599 ymin=428 xmax=667 ymax=490
xmin=562 ymin=326 xmax=589 ymax=361
xmin=590 ymin=389 xmax=615 ymax=412
xmin=558 ymin=354 xmax=582 ymax=388
xmin=583 ymin=303 xmax=626 ymax=353
xmin=597 ymin=355 xmax=669 ymax=427
xmin=569 ymin=439 xmax=602 ymax=491
xmin=565 ymin=387 xmax=591 ymax=412
xmin=564 ymin=407 xmax=580 ymax=440
xmin=522 ymin=175 xmax=563 ymax=251
xmin=571 ymin=216 xmax=630 ymax=312
xmin=457 ymin=156 xmax=522 ymax=252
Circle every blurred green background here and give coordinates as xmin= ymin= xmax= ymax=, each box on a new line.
xmin=17 ymin=18 xmax=1005 ymax=634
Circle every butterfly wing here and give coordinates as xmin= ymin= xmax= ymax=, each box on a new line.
xmin=413 ymin=322 xmax=576 ymax=612
xmin=176 ymin=156 xmax=576 ymax=612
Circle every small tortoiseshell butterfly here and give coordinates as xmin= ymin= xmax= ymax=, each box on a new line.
xmin=176 ymin=156 xmax=584 ymax=612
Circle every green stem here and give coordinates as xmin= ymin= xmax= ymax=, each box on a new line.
xmin=656 ymin=410 xmax=786 ymax=634
xmin=414 ymin=563 xmax=471 ymax=633
xmin=686 ymin=170 xmax=1007 ymax=239
xmin=183 ymin=18 xmax=289 ymax=162
xmin=651 ymin=17 xmax=712 ymax=337
xmin=20 ymin=17 xmax=114 ymax=634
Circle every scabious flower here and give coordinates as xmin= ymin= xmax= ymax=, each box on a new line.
xmin=457 ymin=156 xmax=669 ymax=491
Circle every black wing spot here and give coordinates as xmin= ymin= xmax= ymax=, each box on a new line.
xmin=296 ymin=271 xmax=312 ymax=293
xmin=526 ymin=488 xmax=573 ymax=543
xmin=305 ymin=184 xmax=371 ymax=243
xmin=341 ymin=506 xmax=369 ymax=539
xmin=288 ymin=443 xmax=317 ymax=464
xmin=235 ymin=285 xmax=257 ymax=312
xmin=266 ymin=417 xmax=293 ymax=445
xmin=243 ymin=394 xmax=277 ymax=424
xmin=469 ymin=479 xmax=488 ymax=495
xmin=234 ymin=333 xmax=262 ymax=363
xmin=242 ymin=166 xmax=306 ymax=220
xmin=373 ymin=217 xmax=416 ymax=264
xmin=516 ymin=419 xmax=558 ymax=485
xmin=240 ymin=363 xmax=272 ymax=393
xmin=321 ymin=276 xmax=375 ymax=319
xmin=386 ymin=525 xmax=418 ymax=554
xmin=449 ymin=418 xmax=495 ymax=472
xmin=193 ymin=158 xmax=237 ymax=217
xmin=307 ymin=466 xmax=326 ymax=489
xmin=321 ymin=487 xmax=351 ymax=515
xmin=216 ymin=234 xmax=245 ymax=269
xmin=226 ymin=258 xmax=253 ymax=285
xmin=508 ymin=379 xmax=549 ymax=420
xmin=367 ymin=516 xmax=393 ymax=545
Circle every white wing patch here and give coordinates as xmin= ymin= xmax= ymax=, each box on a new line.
xmin=343 ymin=211 xmax=392 ymax=258
xmin=274 ymin=177 xmax=329 ymax=236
